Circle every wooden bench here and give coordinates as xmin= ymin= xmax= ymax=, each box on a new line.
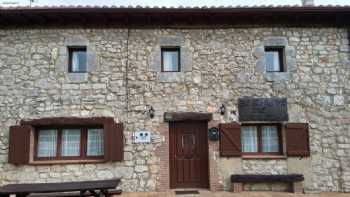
xmin=28 ymin=192 xmax=91 ymax=197
xmin=0 ymin=179 xmax=121 ymax=197
xmin=28 ymin=190 xmax=122 ymax=197
xmin=231 ymin=174 xmax=304 ymax=193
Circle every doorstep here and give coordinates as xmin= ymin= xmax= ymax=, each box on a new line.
xmin=111 ymin=191 xmax=349 ymax=197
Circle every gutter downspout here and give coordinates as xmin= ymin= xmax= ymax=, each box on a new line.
xmin=125 ymin=27 xmax=130 ymax=122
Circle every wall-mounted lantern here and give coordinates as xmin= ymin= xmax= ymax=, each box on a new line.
xmin=149 ymin=106 xmax=155 ymax=119
xmin=145 ymin=105 xmax=155 ymax=119
xmin=219 ymin=104 xmax=226 ymax=115
xmin=230 ymin=110 xmax=238 ymax=122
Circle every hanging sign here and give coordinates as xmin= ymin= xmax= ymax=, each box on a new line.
xmin=238 ymin=98 xmax=288 ymax=121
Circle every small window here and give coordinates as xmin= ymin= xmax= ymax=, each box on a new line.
xmin=241 ymin=124 xmax=282 ymax=154
xmin=35 ymin=126 xmax=104 ymax=160
xmin=161 ymin=47 xmax=180 ymax=72
xmin=265 ymin=47 xmax=285 ymax=72
xmin=68 ymin=47 xmax=87 ymax=73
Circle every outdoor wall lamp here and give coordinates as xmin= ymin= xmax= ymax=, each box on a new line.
xmin=219 ymin=104 xmax=226 ymax=115
xmin=149 ymin=107 xmax=155 ymax=119
xmin=145 ymin=105 xmax=155 ymax=119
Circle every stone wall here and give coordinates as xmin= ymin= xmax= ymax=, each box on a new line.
xmin=242 ymin=159 xmax=288 ymax=175
xmin=0 ymin=27 xmax=349 ymax=192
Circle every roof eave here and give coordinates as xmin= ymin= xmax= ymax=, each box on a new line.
xmin=0 ymin=7 xmax=349 ymax=28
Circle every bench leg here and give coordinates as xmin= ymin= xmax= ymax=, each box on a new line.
xmin=292 ymin=181 xmax=303 ymax=194
xmin=87 ymin=190 xmax=101 ymax=197
xmin=232 ymin=182 xmax=243 ymax=193
xmin=15 ymin=194 xmax=29 ymax=197
xmin=100 ymin=189 xmax=109 ymax=197
xmin=80 ymin=190 xmax=87 ymax=196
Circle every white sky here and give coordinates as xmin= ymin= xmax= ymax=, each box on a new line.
xmin=1 ymin=0 xmax=349 ymax=7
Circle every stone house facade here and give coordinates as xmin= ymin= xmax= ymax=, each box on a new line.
xmin=0 ymin=3 xmax=349 ymax=194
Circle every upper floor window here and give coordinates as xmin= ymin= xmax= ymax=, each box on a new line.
xmin=265 ymin=47 xmax=285 ymax=72
xmin=241 ymin=124 xmax=282 ymax=155
xmin=68 ymin=47 xmax=87 ymax=73
xmin=161 ymin=47 xmax=180 ymax=72
xmin=35 ymin=126 xmax=104 ymax=160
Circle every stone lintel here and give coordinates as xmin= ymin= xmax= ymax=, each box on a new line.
xmin=263 ymin=37 xmax=288 ymax=47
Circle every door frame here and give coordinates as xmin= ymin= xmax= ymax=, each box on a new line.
xmin=169 ymin=120 xmax=210 ymax=189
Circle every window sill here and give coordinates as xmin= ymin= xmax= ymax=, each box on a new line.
xmin=265 ymin=72 xmax=289 ymax=82
xmin=242 ymin=155 xmax=287 ymax=160
xmin=67 ymin=72 xmax=88 ymax=83
xmin=158 ymin=72 xmax=184 ymax=83
xmin=29 ymin=159 xmax=106 ymax=165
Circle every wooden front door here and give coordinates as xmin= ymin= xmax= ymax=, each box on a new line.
xmin=169 ymin=121 xmax=209 ymax=188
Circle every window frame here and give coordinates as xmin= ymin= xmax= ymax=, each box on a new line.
xmin=161 ymin=47 xmax=181 ymax=72
xmin=68 ymin=46 xmax=87 ymax=73
xmin=34 ymin=125 xmax=104 ymax=161
xmin=241 ymin=123 xmax=283 ymax=155
xmin=264 ymin=47 xmax=285 ymax=72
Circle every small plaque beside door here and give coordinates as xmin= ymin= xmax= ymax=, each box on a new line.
xmin=134 ymin=131 xmax=151 ymax=143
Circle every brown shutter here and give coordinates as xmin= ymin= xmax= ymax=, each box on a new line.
xmin=219 ymin=122 xmax=241 ymax=157
xmin=8 ymin=125 xmax=32 ymax=164
xmin=104 ymin=122 xmax=124 ymax=161
xmin=286 ymin=123 xmax=310 ymax=157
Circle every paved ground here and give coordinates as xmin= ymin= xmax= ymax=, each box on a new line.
xmin=117 ymin=191 xmax=350 ymax=197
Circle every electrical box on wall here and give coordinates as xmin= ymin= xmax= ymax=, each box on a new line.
xmin=134 ymin=131 xmax=151 ymax=143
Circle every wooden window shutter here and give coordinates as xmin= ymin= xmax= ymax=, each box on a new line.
xmin=286 ymin=123 xmax=310 ymax=157
xmin=8 ymin=125 xmax=32 ymax=164
xmin=219 ymin=123 xmax=241 ymax=157
xmin=104 ymin=122 xmax=124 ymax=161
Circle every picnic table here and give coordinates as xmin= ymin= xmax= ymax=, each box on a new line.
xmin=0 ymin=179 xmax=121 ymax=197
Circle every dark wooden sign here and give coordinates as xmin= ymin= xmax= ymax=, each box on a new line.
xmin=238 ymin=98 xmax=288 ymax=121
xmin=164 ymin=112 xmax=212 ymax=122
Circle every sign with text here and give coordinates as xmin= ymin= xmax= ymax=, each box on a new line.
xmin=238 ymin=98 xmax=288 ymax=121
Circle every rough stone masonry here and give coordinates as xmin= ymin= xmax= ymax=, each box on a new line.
xmin=0 ymin=27 xmax=349 ymax=192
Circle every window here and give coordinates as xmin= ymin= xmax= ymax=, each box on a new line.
xmin=8 ymin=117 xmax=124 ymax=165
xmin=68 ymin=47 xmax=87 ymax=73
xmin=241 ymin=124 xmax=282 ymax=154
xmin=264 ymin=47 xmax=285 ymax=72
xmin=161 ymin=47 xmax=180 ymax=72
xmin=35 ymin=126 xmax=104 ymax=160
